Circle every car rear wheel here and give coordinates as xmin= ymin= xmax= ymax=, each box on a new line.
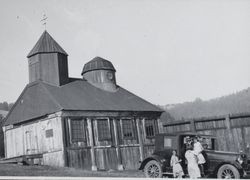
xmin=144 ymin=160 xmax=163 ymax=178
xmin=217 ymin=164 xmax=240 ymax=179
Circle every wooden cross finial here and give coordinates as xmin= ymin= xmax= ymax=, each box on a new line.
xmin=41 ymin=14 xmax=48 ymax=30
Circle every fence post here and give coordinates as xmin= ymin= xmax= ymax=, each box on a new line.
xmin=240 ymin=127 xmax=247 ymax=153
xmin=225 ymin=115 xmax=234 ymax=151
xmin=190 ymin=120 xmax=196 ymax=132
xmin=225 ymin=115 xmax=231 ymax=130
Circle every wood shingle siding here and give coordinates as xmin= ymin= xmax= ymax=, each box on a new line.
xmin=27 ymin=31 xmax=68 ymax=58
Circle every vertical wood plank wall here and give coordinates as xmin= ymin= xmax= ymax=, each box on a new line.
xmin=4 ymin=114 xmax=65 ymax=166
xmin=4 ymin=112 xmax=161 ymax=170
xmin=64 ymin=116 xmax=159 ymax=170
xmin=163 ymin=113 xmax=250 ymax=156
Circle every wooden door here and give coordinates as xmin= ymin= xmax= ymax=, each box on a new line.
xmin=25 ymin=130 xmax=37 ymax=154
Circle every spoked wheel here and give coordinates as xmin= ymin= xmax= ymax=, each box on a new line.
xmin=217 ymin=164 xmax=240 ymax=179
xmin=144 ymin=160 xmax=163 ymax=178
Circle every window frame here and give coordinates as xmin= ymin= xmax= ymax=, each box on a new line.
xmin=121 ymin=118 xmax=135 ymax=140
xmin=69 ymin=118 xmax=86 ymax=143
xmin=144 ymin=119 xmax=158 ymax=138
xmin=96 ymin=118 xmax=111 ymax=141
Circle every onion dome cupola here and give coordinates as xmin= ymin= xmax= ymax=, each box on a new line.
xmin=81 ymin=57 xmax=117 ymax=92
xmin=27 ymin=31 xmax=69 ymax=86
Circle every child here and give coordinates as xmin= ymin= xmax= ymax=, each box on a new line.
xmin=170 ymin=150 xmax=184 ymax=178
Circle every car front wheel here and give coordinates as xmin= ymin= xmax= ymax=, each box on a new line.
xmin=217 ymin=164 xmax=240 ymax=179
xmin=144 ymin=160 xmax=163 ymax=178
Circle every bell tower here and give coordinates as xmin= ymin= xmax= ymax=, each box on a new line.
xmin=27 ymin=31 xmax=69 ymax=86
xmin=81 ymin=57 xmax=117 ymax=92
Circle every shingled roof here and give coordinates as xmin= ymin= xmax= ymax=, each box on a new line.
xmin=27 ymin=31 xmax=68 ymax=58
xmin=81 ymin=57 xmax=116 ymax=75
xmin=4 ymin=80 xmax=163 ymax=126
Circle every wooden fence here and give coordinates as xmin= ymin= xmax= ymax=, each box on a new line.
xmin=163 ymin=112 xmax=250 ymax=156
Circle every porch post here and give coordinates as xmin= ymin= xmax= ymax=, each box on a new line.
xmin=113 ymin=118 xmax=124 ymax=170
xmin=157 ymin=118 xmax=164 ymax=133
xmin=190 ymin=119 xmax=196 ymax=132
xmin=136 ymin=118 xmax=144 ymax=162
xmin=87 ymin=118 xmax=97 ymax=171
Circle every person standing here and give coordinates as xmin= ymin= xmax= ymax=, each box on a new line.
xmin=170 ymin=150 xmax=184 ymax=178
xmin=185 ymin=144 xmax=201 ymax=179
xmin=193 ymin=136 xmax=206 ymax=177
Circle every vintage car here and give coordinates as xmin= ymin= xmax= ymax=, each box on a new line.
xmin=139 ymin=133 xmax=250 ymax=178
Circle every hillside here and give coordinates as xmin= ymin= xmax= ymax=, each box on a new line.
xmin=0 ymin=102 xmax=13 ymax=111
xmin=0 ymin=110 xmax=8 ymax=118
xmin=161 ymin=87 xmax=250 ymax=121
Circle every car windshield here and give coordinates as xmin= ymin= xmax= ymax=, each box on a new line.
xmin=201 ymin=137 xmax=213 ymax=150
xmin=182 ymin=135 xmax=214 ymax=150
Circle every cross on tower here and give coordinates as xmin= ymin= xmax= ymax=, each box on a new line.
xmin=41 ymin=14 xmax=48 ymax=29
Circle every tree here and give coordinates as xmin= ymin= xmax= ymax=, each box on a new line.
xmin=2 ymin=102 xmax=8 ymax=111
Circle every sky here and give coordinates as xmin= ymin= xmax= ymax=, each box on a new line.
xmin=0 ymin=0 xmax=250 ymax=105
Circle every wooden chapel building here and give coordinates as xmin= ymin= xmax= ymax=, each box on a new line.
xmin=3 ymin=31 xmax=163 ymax=170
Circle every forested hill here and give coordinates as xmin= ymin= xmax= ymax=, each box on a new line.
xmin=0 ymin=102 xmax=13 ymax=111
xmin=160 ymin=87 xmax=250 ymax=121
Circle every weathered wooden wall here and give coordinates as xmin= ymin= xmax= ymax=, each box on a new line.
xmin=29 ymin=53 xmax=69 ymax=86
xmin=62 ymin=112 xmax=162 ymax=171
xmin=4 ymin=111 xmax=162 ymax=170
xmin=163 ymin=113 xmax=250 ymax=156
xmin=4 ymin=113 xmax=65 ymax=166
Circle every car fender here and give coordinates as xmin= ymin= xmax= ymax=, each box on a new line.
xmin=213 ymin=160 xmax=244 ymax=176
xmin=139 ymin=154 xmax=167 ymax=170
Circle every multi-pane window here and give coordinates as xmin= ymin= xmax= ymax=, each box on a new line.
xmin=145 ymin=119 xmax=158 ymax=138
xmin=97 ymin=119 xmax=111 ymax=141
xmin=70 ymin=119 xmax=85 ymax=142
xmin=122 ymin=119 xmax=134 ymax=139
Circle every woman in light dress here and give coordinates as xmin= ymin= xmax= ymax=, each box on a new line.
xmin=170 ymin=150 xmax=184 ymax=178
xmin=185 ymin=144 xmax=201 ymax=179
xmin=193 ymin=136 xmax=206 ymax=177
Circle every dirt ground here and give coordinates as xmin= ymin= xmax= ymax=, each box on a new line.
xmin=0 ymin=163 xmax=144 ymax=177
xmin=1 ymin=163 xmax=250 ymax=179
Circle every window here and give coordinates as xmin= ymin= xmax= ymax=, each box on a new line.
xmin=203 ymin=138 xmax=214 ymax=150
xmin=70 ymin=119 xmax=86 ymax=142
xmin=164 ymin=137 xmax=172 ymax=148
xmin=97 ymin=119 xmax=111 ymax=141
xmin=45 ymin=129 xmax=53 ymax=138
xmin=145 ymin=119 xmax=158 ymax=138
xmin=122 ymin=119 xmax=134 ymax=139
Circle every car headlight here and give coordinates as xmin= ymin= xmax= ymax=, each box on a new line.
xmin=160 ymin=159 xmax=166 ymax=163
xmin=237 ymin=155 xmax=243 ymax=164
